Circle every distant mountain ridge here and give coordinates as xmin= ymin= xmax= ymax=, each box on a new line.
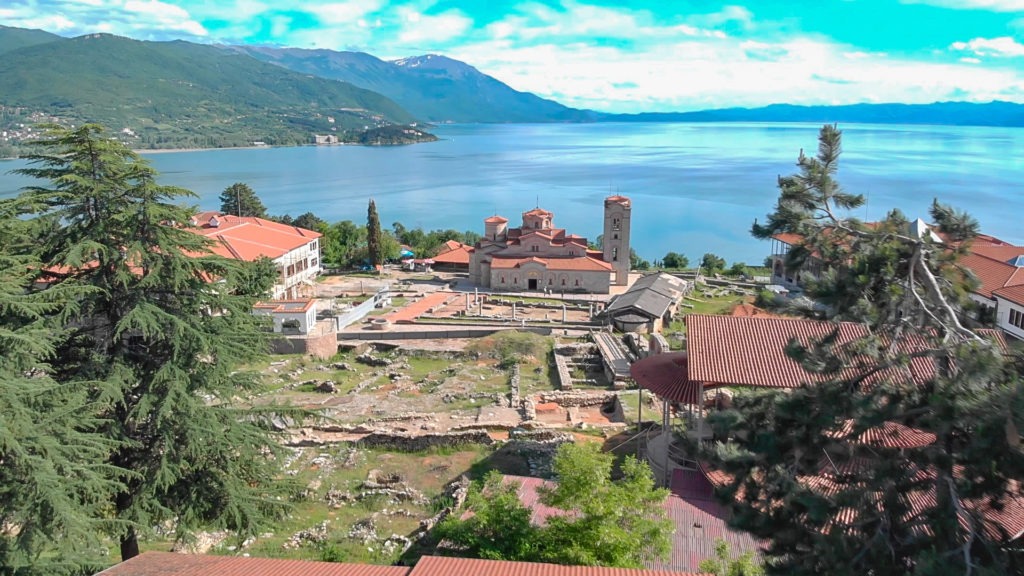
xmin=0 ymin=27 xmax=425 ymax=150
xmin=0 ymin=23 xmax=1022 ymax=155
xmin=229 ymin=46 xmax=596 ymax=123
xmin=599 ymin=101 xmax=1024 ymax=127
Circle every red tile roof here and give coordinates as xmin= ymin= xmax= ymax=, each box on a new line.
xmin=833 ymin=420 xmax=936 ymax=449
xmin=630 ymin=352 xmax=699 ymax=404
xmin=95 ymin=552 xmax=410 ymax=576
xmin=497 ymin=474 xmax=749 ymax=573
xmin=484 ymin=215 xmax=508 ymax=223
xmin=960 ymin=253 xmax=1024 ymax=299
xmin=605 ymin=195 xmax=632 ymax=207
xmin=994 ymin=284 xmax=1024 ymax=307
xmin=661 ymin=470 xmax=764 ymax=572
xmin=522 ymin=207 xmax=554 ymax=218
xmin=431 ymin=241 xmax=473 ymax=265
xmin=409 ymin=555 xmax=701 ymax=576
xmin=489 ymin=256 xmax=613 ymax=272
xmin=189 ymin=214 xmax=321 ymax=262
xmin=685 ymin=314 xmax=872 ymax=389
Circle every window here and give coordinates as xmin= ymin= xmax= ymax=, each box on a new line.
xmin=311 ymin=258 xmax=318 ymax=267
xmin=532 ymin=245 xmax=539 ymax=252
xmin=574 ymin=278 xmax=580 ymax=286
xmin=1011 ymin=308 xmax=1024 ymax=329
xmin=612 ymin=218 xmax=620 ymax=232
xmin=569 ymin=250 xmax=575 ymax=256
xmin=613 ymin=234 xmax=618 ymax=240
xmin=501 ymin=275 xmax=505 ymax=283
xmin=562 ymin=278 xmax=566 ymax=286
xmin=513 ymin=277 xmax=518 ymax=284
xmin=548 ymin=278 xmax=553 ymax=285
xmin=612 ymin=247 xmax=618 ymax=262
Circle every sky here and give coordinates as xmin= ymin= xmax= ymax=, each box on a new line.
xmin=2 ymin=0 xmax=1023 ymax=113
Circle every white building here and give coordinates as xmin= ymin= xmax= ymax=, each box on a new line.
xmin=190 ymin=212 xmax=322 ymax=300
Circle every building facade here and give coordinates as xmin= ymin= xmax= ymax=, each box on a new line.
xmin=190 ymin=212 xmax=322 ymax=300
xmin=468 ymin=197 xmax=630 ymax=294
xmin=768 ymin=223 xmax=1024 ymax=341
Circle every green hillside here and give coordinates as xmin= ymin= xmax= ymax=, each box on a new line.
xmin=0 ymin=31 xmax=426 ymax=149
xmin=0 ymin=24 xmax=62 ymax=55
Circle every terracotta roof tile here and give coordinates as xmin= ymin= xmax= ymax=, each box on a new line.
xmin=489 ymin=256 xmax=613 ymax=272
xmin=833 ymin=420 xmax=936 ymax=449
xmin=95 ymin=551 xmax=410 ymax=576
xmin=485 ymin=215 xmax=508 ymax=223
xmin=994 ymin=284 xmax=1024 ymax=306
xmin=522 ymin=207 xmax=554 ymax=217
xmin=685 ymin=314 xmax=870 ymax=389
xmin=631 ymin=352 xmax=700 ymax=404
xmin=431 ymin=241 xmax=473 ymax=265
xmin=410 ymin=556 xmax=700 ymax=576
xmin=605 ymin=195 xmax=631 ymax=207
xmin=189 ymin=214 xmax=320 ymax=263
xmin=960 ymin=253 xmax=1024 ymax=298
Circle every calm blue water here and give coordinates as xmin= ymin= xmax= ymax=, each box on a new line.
xmin=2 ymin=122 xmax=1022 ymax=265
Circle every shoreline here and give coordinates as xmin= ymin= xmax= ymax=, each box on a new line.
xmin=135 ymin=144 xmax=275 ymax=155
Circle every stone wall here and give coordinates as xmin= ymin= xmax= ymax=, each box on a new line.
xmin=537 ymin=390 xmax=617 ymax=407
xmin=269 ymin=328 xmax=338 ymax=359
xmin=357 ymin=429 xmax=494 ymax=452
xmin=339 ymin=326 xmax=553 ymax=341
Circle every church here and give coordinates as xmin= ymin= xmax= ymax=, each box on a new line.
xmin=468 ymin=195 xmax=631 ymax=294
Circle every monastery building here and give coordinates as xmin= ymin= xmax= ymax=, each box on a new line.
xmin=469 ymin=195 xmax=631 ymax=294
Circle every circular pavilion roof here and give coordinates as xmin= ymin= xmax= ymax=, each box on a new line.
xmin=630 ymin=351 xmax=701 ymax=405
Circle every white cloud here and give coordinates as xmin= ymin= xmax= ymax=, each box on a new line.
xmin=124 ymin=0 xmax=207 ymax=36
xmin=448 ymin=33 xmax=1024 ymax=113
xmin=396 ymin=8 xmax=472 ymax=45
xmin=902 ymin=0 xmax=1024 ymax=11
xmin=951 ymin=36 xmax=1024 ymax=57
xmin=307 ymin=0 xmax=386 ymax=25
xmin=0 ymin=0 xmax=208 ymax=39
xmin=960 ymin=56 xmax=982 ymax=63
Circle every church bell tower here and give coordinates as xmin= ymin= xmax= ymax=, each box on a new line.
xmin=602 ymin=195 xmax=631 ymax=286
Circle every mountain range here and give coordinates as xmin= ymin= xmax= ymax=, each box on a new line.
xmin=0 ymin=24 xmax=1021 ymax=153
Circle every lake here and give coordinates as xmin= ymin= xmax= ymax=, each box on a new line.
xmin=1 ymin=122 xmax=1022 ymax=265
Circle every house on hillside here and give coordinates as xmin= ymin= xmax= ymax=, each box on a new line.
xmin=468 ymin=196 xmax=632 ymax=294
xmin=768 ymin=222 xmax=1024 ymax=341
xmin=190 ymin=212 xmax=322 ymax=300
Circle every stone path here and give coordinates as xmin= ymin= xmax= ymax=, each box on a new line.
xmin=382 ymin=292 xmax=452 ymax=323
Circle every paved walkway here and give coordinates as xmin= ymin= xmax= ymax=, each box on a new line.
xmin=382 ymin=291 xmax=452 ymax=324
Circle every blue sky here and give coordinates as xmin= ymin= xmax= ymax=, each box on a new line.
xmin=2 ymin=0 xmax=1023 ymax=112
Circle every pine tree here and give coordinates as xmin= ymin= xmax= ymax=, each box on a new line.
xmin=704 ymin=125 xmax=1023 ymax=574
xmin=219 ymin=182 xmax=267 ymax=218
xmin=0 ymin=216 xmax=122 ymax=575
xmin=9 ymin=125 xmax=292 ymax=561
xmin=367 ymin=199 xmax=382 ymax=267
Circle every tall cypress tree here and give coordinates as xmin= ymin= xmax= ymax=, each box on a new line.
xmin=8 ymin=125 xmax=291 ymax=561
xmin=367 ymin=198 xmax=382 ymax=267
xmin=702 ymin=125 xmax=1023 ymax=574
